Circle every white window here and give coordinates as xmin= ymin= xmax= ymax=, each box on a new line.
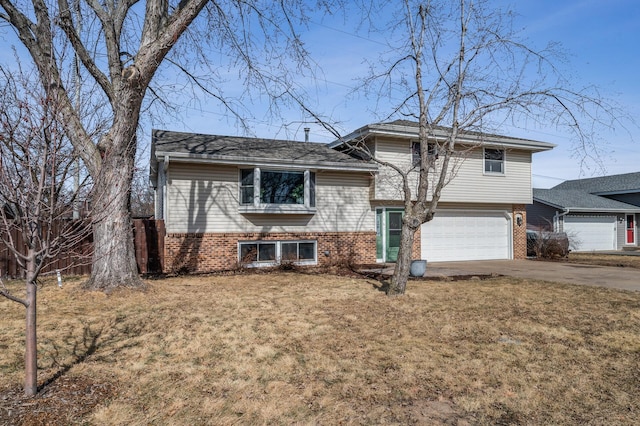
xmin=239 ymin=168 xmax=316 ymax=211
xmin=484 ymin=148 xmax=504 ymax=174
xmin=239 ymin=240 xmax=317 ymax=266
xmin=240 ymin=169 xmax=255 ymax=205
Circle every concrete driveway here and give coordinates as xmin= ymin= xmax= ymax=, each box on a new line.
xmin=424 ymin=259 xmax=640 ymax=292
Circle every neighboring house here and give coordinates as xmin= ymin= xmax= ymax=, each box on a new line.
xmin=150 ymin=121 xmax=554 ymax=272
xmin=528 ymin=172 xmax=640 ymax=251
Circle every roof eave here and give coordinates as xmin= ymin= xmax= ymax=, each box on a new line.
xmin=154 ymin=151 xmax=378 ymax=172
xmin=592 ymin=189 xmax=640 ymax=196
xmin=329 ymin=123 xmax=556 ymax=152
xmin=533 ymin=198 xmax=640 ymax=213
xmin=565 ymin=208 xmax=640 ymax=213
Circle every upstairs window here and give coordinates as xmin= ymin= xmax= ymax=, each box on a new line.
xmin=412 ymin=142 xmax=439 ymax=167
xmin=484 ymin=148 xmax=504 ymax=174
xmin=239 ymin=168 xmax=316 ymax=210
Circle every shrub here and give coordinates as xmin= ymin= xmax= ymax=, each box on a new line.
xmin=527 ymin=230 xmax=570 ymax=259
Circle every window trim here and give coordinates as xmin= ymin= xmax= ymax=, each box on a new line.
xmin=483 ymin=148 xmax=505 ymax=175
xmin=238 ymin=167 xmax=316 ymax=214
xmin=238 ymin=240 xmax=318 ymax=267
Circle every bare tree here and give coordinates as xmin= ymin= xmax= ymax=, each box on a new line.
xmin=0 ymin=65 xmax=92 ymax=396
xmin=353 ymin=0 xmax=630 ymax=296
xmin=130 ymin=166 xmax=154 ymax=218
xmin=0 ymin=0 xmax=339 ymax=291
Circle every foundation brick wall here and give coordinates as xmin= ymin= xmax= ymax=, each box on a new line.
xmin=164 ymin=231 xmax=377 ymax=273
xmin=412 ymin=226 xmax=422 ymax=260
xmin=512 ymin=204 xmax=527 ymax=259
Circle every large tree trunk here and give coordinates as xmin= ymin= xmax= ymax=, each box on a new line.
xmin=388 ymin=221 xmax=418 ymax=296
xmin=25 ymin=253 xmax=37 ymax=396
xmin=84 ymin=128 xmax=143 ymax=291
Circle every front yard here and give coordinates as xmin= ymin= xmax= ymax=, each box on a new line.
xmin=567 ymin=252 xmax=640 ymax=269
xmin=1 ymin=271 xmax=639 ymax=424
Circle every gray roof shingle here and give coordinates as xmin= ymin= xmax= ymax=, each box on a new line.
xmin=553 ymin=172 xmax=640 ymax=193
xmin=533 ymin=188 xmax=640 ymax=211
xmin=150 ymin=129 xmax=377 ymax=174
xmin=330 ymin=119 xmax=555 ymax=152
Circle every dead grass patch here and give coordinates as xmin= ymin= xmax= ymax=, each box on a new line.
xmin=1 ymin=273 xmax=640 ymax=424
xmin=567 ymin=252 xmax=640 ymax=269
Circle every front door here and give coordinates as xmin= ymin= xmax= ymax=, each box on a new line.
xmin=627 ymin=215 xmax=636 ymax=245
xmin=386 ymin=210 xmax=403 ymax=262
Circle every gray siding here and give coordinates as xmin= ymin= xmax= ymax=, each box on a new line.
xmin=617 ymin=214 xmax=626 ymax=247
xmin=527 ymin=201 xmax=559 ymax=231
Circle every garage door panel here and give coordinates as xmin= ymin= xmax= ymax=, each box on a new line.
xmin=564 ymin=216 xmax=616 ymax=251
xmin=421 ymin=211 xmax=511 ymax=262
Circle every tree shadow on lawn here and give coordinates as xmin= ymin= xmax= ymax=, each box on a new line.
xmin=0 ymin=318 xmax=136 ymax=425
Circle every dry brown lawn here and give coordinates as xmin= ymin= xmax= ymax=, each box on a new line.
xmin=1 ymin=271 xmax=640 ymax=425
xmin=567 ymin=252 xmax=640 ymax=269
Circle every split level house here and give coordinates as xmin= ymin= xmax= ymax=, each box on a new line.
xmin=150 ymin=120 xmax=554 ymax=273
xmin=528 ymin=172 xmax=640 ymax=251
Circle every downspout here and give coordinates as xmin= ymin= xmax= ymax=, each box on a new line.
xmin=554 ymin=208 xmax=570 ymax=232
xmin=161 ymin=155 xmax=170 ymax=221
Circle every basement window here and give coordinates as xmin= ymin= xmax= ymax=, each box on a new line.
xmin=239 ymin=240 xmax=317 ymax=267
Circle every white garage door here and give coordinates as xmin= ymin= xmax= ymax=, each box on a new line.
xmin=421 ymin=211 xmax=511 ymax=262
xmin=564 ymin=215 xmax=616 ymax=251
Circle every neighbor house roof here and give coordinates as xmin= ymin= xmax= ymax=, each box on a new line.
xmin=552 ymin=172 xmax=640 ymax=195
xmin=328 ymin=119 xmax=556 ymax=152
xmin=533 ymin=188 xmax=640 ymax=213
xmin=150 ymin=129 xmax=377 ymax=182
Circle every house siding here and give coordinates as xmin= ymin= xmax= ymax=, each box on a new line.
xmin=527 ymin=201 xmax=559 ymax=231
xmin=165 ymin=163 xmax=374 ymax=234
xmin=164 ymin=231 xmax=377 ymax=273
xmin=371 ymin=136 xmax=533 ymax=204
xmin=617 ymin=213 xmax=627 ymax=247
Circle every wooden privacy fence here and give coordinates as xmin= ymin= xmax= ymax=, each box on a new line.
xmin=133 ymin=219 xmax=165 ymax=275
xmin=0 ymin=219 xmax=165 ymax=278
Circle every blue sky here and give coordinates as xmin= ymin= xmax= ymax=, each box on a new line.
xmin=175 ymin=0 xmax=640 ymax=188
xmin=1 ymin=1 xmax=638 ymax=188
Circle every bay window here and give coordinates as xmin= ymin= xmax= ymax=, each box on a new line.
xmin=239 ymin=168 xmax=316 ymax=213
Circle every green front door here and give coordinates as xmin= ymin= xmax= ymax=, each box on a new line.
xmin=386 ymin=210 xmax=403 ymax=262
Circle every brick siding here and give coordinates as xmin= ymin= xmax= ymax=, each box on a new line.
xmin=412 ymin=225 xmax=422 ymax=260
xmin=512 ymin=204 xmax=527 ymax=259
xmin=164 ymin=231 xmax=377 ymax=273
